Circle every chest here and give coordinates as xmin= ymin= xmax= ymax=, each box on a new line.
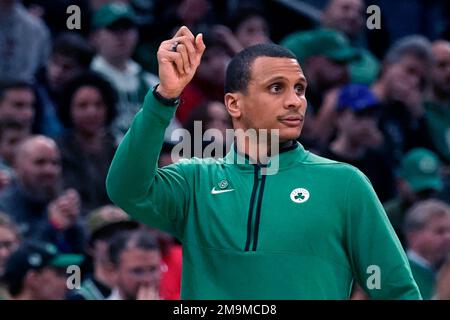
xmin=185 ymin=167 xmax=346 ymax=253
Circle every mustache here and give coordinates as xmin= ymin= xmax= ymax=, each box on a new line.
xmin=277 ymin=113 xmax=305 ymax=121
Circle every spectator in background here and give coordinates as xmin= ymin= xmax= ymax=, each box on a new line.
xmin=107 ymin=230 xmax=162 ymax=300
xmin=182 ymin=100 xmax=232 ymax=158
xmin=0 ymin=212 xmax=20 ymax=299
xmin=314 ymin=35 xmax=434 ymax=151
xmin=424 ymin=40 xmax=450 ymax=164
xmin=0 ymin=0 xmax=50 ymax=82
xmin=230 ymin=5 xmax=270 ymax=49
xmin=34 ymin=32 xmax=95 ymax=137
xmin=0 ymin=212 xmax=20 ymax=277
xmin=67 ymin=205 xmax=139 ymax=300
xmin=152 ymin=0 xmax=212 ymax=39
xmin=145 ymin=226 xmax=182 ymax=300
xmin=90 ymin=2 xmax=161 ymax=143
xmin=322 ymin=0 xmax=364 ymax=43
xmin=372 ymin=35 xmax=433 ymax=167
xmin=211 ymin=4 xmax=271 ymax=55
xmin=320 ymin=84 xmax=395 ymax=203
xmin=321 ymin=0 xmax=380 ymax=84
xmin=403 ymin=199 xmax=450 ymax=299
xmin=0 ymin=135 xmax=84 ymax=253
xmin=385 ymin=148 xmax=443 ymax=245
xmin=56 ymin=72 xmax=117 ymax=215
xmin=0 ymin=119 xmax=29 ymax=173
xmin=1 ymin=241 xmax=83 ymax=300
xmin=280 ymin=28 xmax=358 ymax=149
xmin=0 ymin=80 xmax=36 ymax=134
xmin=434 ymin=257 xmax=450 ymax=299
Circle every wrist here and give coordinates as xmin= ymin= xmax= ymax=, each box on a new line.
xmin=153 ymin=84 xmax=181 ymax=107
xmin=155 ymin=84 xmax=181 ymax=100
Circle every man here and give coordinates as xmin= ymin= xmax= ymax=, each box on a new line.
xmin=107 ymin=26 xmax=420 ymax=299
xmin=424 ymin=40 xmax=450 ymax=164
xmin=34 ymin=32 xmax=95 ymax=137
xmin=0 ymin=212 xmax=20 ymax=299
xmin=0 ymin=212 xmax=20 ymax=277
xmin=403 ymin=200 xmax=450 ymax=299
xmin=372 ymin=35 xmax=433 ymax=167
xmin=0 ymin=119 xmax=29 ymax=175
xmin=321 ymin=84 xmax=396 ymax=203
xmin=0 ymin=0 xmax=50 ymax=82
xmin=0 ymin=136 xmax=84 ymax=253
xmin=322 ymin=0 xmax=364 ymax=43
xmin=90 ymin=2 xmax=162 ymax=143
xmin=107 ymin=230 xmax=161 ymax=300
xmin=1 ymin=241 xmax=83 ymax=300
xmin=321 ymin=0 xmax=380 ymax=84
xmin=66 ymin=205 xmax=139 ymax=300
xmin=384 ymin=148 xmax=443 ymax=245
xmin=0 ymin=80 xmax=36 ymax=134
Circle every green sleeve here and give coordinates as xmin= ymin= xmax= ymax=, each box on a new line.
xmin=106 ymin=90 xmax=189 ymax=240
xmin=344 ymin=168 xmax=421 ymax=300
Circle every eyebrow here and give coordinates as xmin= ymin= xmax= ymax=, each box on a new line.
xmin=264 ymin=75 xmax=307 ymax=85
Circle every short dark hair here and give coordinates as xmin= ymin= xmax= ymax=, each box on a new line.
xmin=224 ymin=43 xmax=298 ymax=94
xmin=58 ymin=71 xmax=118 ymax=127
xmin=0 ymin=80 xmax=34 ymax=102
xmin=108 ymin=230 xmax=159 ymax=266
xmin=384 ymin=35 xmax=432 ymax=66
xmin=52 ymin=32 xmax=95 ymax=68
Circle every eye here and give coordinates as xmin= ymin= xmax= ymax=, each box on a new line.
xmin=269 ymin=83 xmax=283 ymax=93
xmin=294 ymin=84 xmax=305 ymax=95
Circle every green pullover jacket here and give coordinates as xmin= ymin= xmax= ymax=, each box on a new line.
xmin=106 ymin=90 xmax=421 ymax=300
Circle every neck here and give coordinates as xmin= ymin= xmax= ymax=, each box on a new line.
xmin=234 ymin=133 xmax=294 ymax=163
xmin=103 ymin=56 xmax=128 ymax=72
xmin=331 ymin=135 xmax=364 ymax=159
xmin=75 ymin=130 xmax=104 ymax=153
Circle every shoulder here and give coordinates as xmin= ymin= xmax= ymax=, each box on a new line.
xmin=302 ymin=151 xmax=364 ymax=178
xmin=16 ymin=4 xmax=49 ymax=36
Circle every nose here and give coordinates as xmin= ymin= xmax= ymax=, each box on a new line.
xmin=43 ymin=162 xmax=60 ymax=176
xmin=284 ymin=89 xmax=305 ymax=110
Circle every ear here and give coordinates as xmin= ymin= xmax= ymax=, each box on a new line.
xmin=224 ymin=93 xmax=241 ymax=120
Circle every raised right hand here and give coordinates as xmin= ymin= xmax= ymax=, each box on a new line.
xmin=156 ymin=26 xmax=206 ymax=98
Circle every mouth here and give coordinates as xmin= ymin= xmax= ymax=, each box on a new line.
xmin=278 ymin=115 xmax=304 ymax=127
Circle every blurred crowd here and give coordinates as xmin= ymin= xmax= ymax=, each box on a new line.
xmin=0 ymin=0 xmax=450 ymax=300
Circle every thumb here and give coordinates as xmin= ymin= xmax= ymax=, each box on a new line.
xmin=195 ymin=33 xmax=206 ymax=55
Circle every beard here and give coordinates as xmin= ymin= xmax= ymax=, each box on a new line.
xmin=21 ymin=178 xmax=63 ymax=203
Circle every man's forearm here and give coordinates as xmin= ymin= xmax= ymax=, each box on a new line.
xmin=106 ymin=88 xmax=177 ymax=207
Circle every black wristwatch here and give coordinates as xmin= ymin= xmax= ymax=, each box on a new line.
xmin=152 ymin=84 xmax=180 ymax=106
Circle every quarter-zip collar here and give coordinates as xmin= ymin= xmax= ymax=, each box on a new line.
xmin=223 ymin=140 xmax=309 ymax=172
